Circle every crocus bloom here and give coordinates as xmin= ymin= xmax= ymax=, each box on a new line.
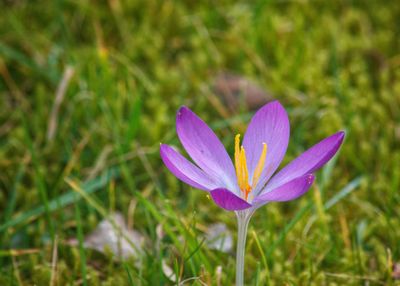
xmin=160 ymin=101 xmax=344 ymax=211
xmin=160 ymin=101 xmax=344 ymax=286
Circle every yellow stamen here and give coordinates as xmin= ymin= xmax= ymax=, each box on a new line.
xmin=234 ymin=134 xmax=268 ymax=201
xmin=251 ymin=143 xmax=268 ymax=189
xmin=234 ymin=134 xmax=241 ymax=181
xmin=240 ymin=146 xmax=249 ymax=192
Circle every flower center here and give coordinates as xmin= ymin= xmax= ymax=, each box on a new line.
xmin=234 ymin=134 xmax=267 ymax=200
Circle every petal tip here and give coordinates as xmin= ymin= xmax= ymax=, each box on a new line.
xmin=270 ymin=99 xmax=283 ymax=106
xmin=159 ymin=144 xmax=170 ymax=161
xmin=210 ymin=188 xmax=252 ymax=211
xmin=177 ymin=106 xmax=190 ymax=117
xmin=333 ymin=131 xmax=345 ymax=148
xmin=256 ymin=100 xmax=286 ymax=114
xmin=306 ymin=174 xmax=315 ymax=185
xmin=159 ymin=143 xmax=169 ymax=152
xmin=337 ymin=131 xmax=345 ymax=139
xmin=264 ymin=100 xmax=285 ymax=112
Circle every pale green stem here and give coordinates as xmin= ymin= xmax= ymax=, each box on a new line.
xmin=235 ymin=210 xmax=254 ymax=286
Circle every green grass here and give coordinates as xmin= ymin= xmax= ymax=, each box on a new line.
xmin=1 ymin=0 xmax=400 ymax=285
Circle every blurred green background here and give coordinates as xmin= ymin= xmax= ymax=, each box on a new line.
xmin=1 ymin=0 xmax=400 ymax=285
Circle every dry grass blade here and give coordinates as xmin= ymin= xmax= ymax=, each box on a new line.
xmin=50 ymin=235 xmax=59 ymax=286
xmin=47 ymin=66 xmax=74 ymax=141
xmin=0 ymin=249 xmax=40 ymax=256
xmin=324 ymin=272 xmax=385 ymax=285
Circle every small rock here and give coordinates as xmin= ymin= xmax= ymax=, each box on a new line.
xmin=205 ymin=223 xmax=233 ymax=253
xmin=393 ymin=263 xmax=400 ymax=280
xmin=213 ymin=72 xmax=273 ymax=111
xmin=69 ymin=212 xmax=144 ymax=260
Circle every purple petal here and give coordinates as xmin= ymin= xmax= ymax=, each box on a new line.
xmin=176 ymin=107 xmax=237 ymax=191
xmin=210 ymin=188 xmax=252 ymax=211
xmin=254 ymin=174 xmax=314 ymax=204
xmin=242 ymin=101 xmax=290 ymax=191
xmin=160 ymin=144 xmax=219 ymax=191
xmin=266 ymin=131 xmax=345 ymax=191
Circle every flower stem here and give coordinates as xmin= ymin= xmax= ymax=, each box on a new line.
xmin=235 ymin=211 xmax=252 ymax=286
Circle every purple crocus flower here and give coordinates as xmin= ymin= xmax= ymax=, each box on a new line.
xmin=160 ymin=101 xmax=344 ymax=285
xmin=160 ymin=101 xmax=344 ymax=212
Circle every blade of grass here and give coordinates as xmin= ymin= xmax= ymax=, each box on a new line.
xmin=266 ymin=202 xmax=313 ymax=256
xmin=324 ymin=176 xmax=364 ymax=210
xmin=0 ymin=43 xmax=58 ymax=82
xmin=251 ymin=229 xmax=271 ymax=285
xmin=0 ymin=168 xmax=118 ymax=233
xmin=22 ymin=112 xmax=55 ymax=240
xmin=126 ymin=92 xmax=142 ymax=143
xmin=267 ymin=176 xmax=363 ymax=256
xmin=99 ymin=99 xmax=136 ymax=191
xmin=75 ymin=204 xmax=87 ymax=286
xmin=123 ymin=262 xmax=135 ymax=286
xmin=1 ymin=157 xmax=28 ymax=251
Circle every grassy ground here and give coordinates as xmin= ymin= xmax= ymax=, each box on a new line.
xmin=1 ymin=0 xmax=400 ymax=285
